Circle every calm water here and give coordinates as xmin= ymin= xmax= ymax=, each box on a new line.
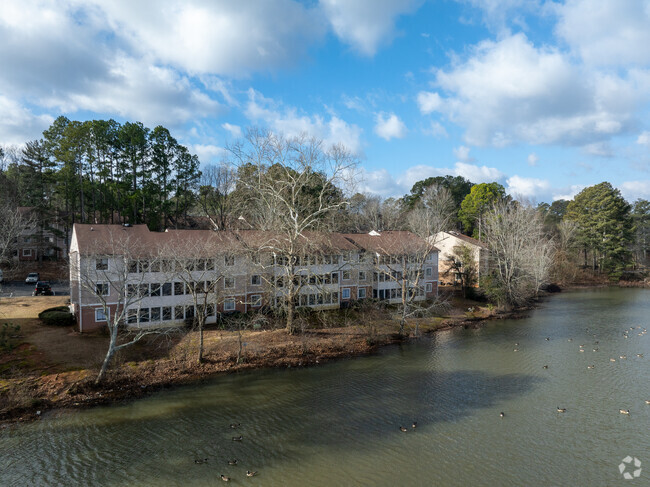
xmin=1 ymin=288 xmax=649 ymax=486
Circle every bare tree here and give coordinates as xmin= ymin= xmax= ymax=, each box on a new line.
xmin=164 ymin=234 xmax=236 ymax=363
xmin=407 ymin=185 xmax=455 ymax=240
xmin=227 ymin=129 xmax=358 ymax=333
xmin=198 ymin=163 xmax=237 ymax=230
xmin=443 ymin=243 xmax=478 ymax=298
xmin=0 ymin=204 xmax=35 ymax=273
xmin=71 ymin=232 xmax=175 ymax=384
xmin=482 ymin=202 xmax=555 ymax=308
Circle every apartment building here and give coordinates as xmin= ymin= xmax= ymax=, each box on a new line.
xmin=70 ymin=224 xmax=438 ymax=332
xmin=433 ymin=231 xmax=489 ymax=287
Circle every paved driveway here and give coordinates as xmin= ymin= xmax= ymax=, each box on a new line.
xmin=0 ymin=281 xmax=70 ymax=297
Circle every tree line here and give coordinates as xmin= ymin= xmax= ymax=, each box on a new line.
xmin=2 ymin=121 xmax=649 ymax=285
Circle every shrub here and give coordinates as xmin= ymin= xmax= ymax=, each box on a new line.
xmin=0 ymin=323 xmax=21 ymax=350
xmin=38 ymin=306 xmax=74 ymax=327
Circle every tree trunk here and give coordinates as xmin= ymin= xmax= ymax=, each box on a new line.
xmin=286 ymin=298 xmax=295 ymax=334
xmin=96 ymin=334 xmax=117 ymax=384
xmin=198 ymin=322 xmax=204 ymax=364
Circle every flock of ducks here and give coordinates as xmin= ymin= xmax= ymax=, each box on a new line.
xmin=194 ymin=423 xmax=257 ymax=481
xmin=505 ymin=325 xmax=648 ymax=418
xmin=399 ymin=422 xmax=418 ymax=432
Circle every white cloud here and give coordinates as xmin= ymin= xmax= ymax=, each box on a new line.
xmin=506 ymin=175 xmax=551 ymax=200
xmin=358 ymin=161 xmax=505 ymax=199
xmin=582 ymin=142 xmax=613 ymax=157
xmin=93 ymin=0 xmax=326 ymax=76
xmin=553 ymin=185 xmax=585 ymax=201
xmin=60 ymin=55 xmax=223 ymax=127
xmin=527 ymin=153 xmax=538 ymax=166
xmin=459 ymin=0 xmax=542 ymax=33
xmin=424 ymin=121 xmax=448 ymax=138
xmin=244 ymin=89 xmax=363 ymax=154
xmin=454 ymin=162 xmax=504 ymax=183
xmin=555 ymin=0 xmax=650 ymax=67
xmin=374 ymin=112 xmax=407 ymax=140
xmin=417 ymin=91 xmax=443 ymax=114
xmin=221 ymin=123 xmax=242 ymax=139
xmin=620 ymin=180 xmax=650 ymax=201
xmin=453 ymin=145 xmax=473 ymax=162
xmin=432 ymin=33 xmax=640 ymax=147
xmin=637 ymin=131 xmax=650 ymax=147
xmin=320 ymin=0 xmax=423 ymax=56
xmin=191 ymin=144 xmax=226 ymax=165
xmin=0 ymin=96 xmax=54 ymax=145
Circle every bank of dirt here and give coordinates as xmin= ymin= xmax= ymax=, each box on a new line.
xmin=0 ymin=293 xmax=517 ymax=425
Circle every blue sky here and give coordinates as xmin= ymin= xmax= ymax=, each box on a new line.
xmin=2 ymin=0 xmax=650 ymax=203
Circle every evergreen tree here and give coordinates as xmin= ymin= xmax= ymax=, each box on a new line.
xmin=565 ymin=182 xmax=633 ymax=276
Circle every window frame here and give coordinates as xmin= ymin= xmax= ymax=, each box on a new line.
xmin=96 ymin=282 xmax=109 ymax=296
xmin=95 ymin=308 xmax=108 ymax=322
xmin=342 ymin=288 xmax=351 ymax=299
xmin=224 ymin=298 xmax=236 ymax=311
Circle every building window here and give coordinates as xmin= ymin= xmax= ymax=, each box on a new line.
xmin=426 ymin=283 xmax=433 ymax=293
xmin=251 ymin=274 xmax=261 ymax=286
xmin=425 ymin=267 xmax=432 ymax=277
xmin=96 ymin=282 xmax=109 ymax=296
xmin=150 ymin=307 xmax=161 ymax=322
xmin=342 ymin=270 xmax=351 ymax=280
xmin=95 ymin=308 xmax=108 ymax=322
xmin=96 ymin=258 xmax=108 ymax=271
xmin=174 ymin=282 xmax=185 ymax=295
xmin=331 ymin=272 xmax=339 ymax=283
xmin=251 ymin=294 xmax=262 ymax=307
xmin=207 ymin=304 xmax=216 ymax=317
xmin=224 ymin=255 xmax=235 ymax=266
xmin=162 ymin=282 xmax=172 ymax=296
xmin=358 ymin=288 xmax=366 ymax=299
xmin=22 ymin=249 xmax=32 ymax=257
xmin=342 ymin=288 xmax=351 ymax=299
xmin=224 ymin=298 xmax=236 ymax=311
xmin=358 ymin=271 xmax=366 ymax=281
xmin=224 ymin=277 xmax=235 ymax=289
xmin=174 ymin=306 xmax=184 ymax=320
xmin=185 ymin=306 xmax=194 ymax=320
xmin=162 ymin=306 xmax=172 ymax=321
xmin=127 ymin=309 xmax=138 ymax=324
xmin=150 ymin=283 xmax=161 ymax=297
xmin=138 ymin=308 xmax=149 ymax=323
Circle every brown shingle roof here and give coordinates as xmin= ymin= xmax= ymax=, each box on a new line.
xmin=441 ymin=231 xmax=488 ymax=249
xmin=342 ymin=231 xmax=436 ymax=255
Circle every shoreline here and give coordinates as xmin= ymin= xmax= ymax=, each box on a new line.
xmin=1 ymin=303 xmax=533 ymax=427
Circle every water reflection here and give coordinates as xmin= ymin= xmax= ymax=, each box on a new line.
xmin=1 ymin=288 xmax=649 ymax=487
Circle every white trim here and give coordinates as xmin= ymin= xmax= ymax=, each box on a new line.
xmin=224 ymin=298 xmax=236 ymax=311
xmin=95 ymin=308 xmax=108 ymax=322
xmin=342 ymin=288 xmax=351 ymax=299
xmin=22 ymin=248 xmax=33 ymax=257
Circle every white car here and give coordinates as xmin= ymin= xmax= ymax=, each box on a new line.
xmin=25 ymin=272 xmax=40 ymax=284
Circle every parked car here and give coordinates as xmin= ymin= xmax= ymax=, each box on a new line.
xmin=33 ymin=281 xmax=54 ymax=296
xmin=25 ymin=272 xmax=40 ymax=284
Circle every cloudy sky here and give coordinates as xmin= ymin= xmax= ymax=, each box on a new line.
xmin=2 ymin=0 xmax=650 ymax=203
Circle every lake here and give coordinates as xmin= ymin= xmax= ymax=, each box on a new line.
xmin=1 ymin=288 xmax=648 ymax=486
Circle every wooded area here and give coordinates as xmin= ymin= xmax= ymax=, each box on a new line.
xmin=2 ymin=119 xmax=650 ymax=293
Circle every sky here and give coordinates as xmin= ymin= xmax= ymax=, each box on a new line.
xmin=1 ymin=0 xmax=650 ymax=204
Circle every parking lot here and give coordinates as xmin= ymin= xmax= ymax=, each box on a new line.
xmin=0 ymin=281 xmax=70 ymax=297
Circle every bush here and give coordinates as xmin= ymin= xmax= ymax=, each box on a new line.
xmin=38 ymin=306 xmax=74 ymax=327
